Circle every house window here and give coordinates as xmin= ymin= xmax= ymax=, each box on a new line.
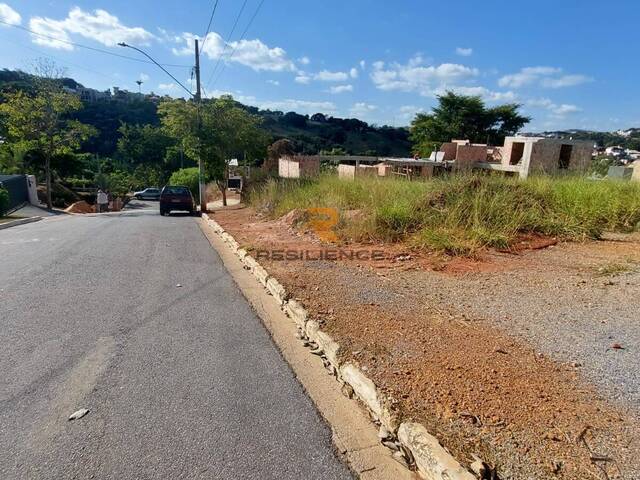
xmin=559 ymin=145 xmax=573 ymax=169
xmin=510 ymin=142 xmax=525 ymax=165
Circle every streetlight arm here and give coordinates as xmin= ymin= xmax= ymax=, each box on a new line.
xmin=118 ymin=42 xmax=194 ymax=98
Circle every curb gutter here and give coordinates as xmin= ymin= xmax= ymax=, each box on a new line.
xmin=0 ymin=216 xmax=42 ymax=231
xmin=201 ymin=213 xmax=477 ymax=480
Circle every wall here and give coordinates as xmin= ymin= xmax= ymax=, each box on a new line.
xmin=529 ymin=140 xmax=593 ymax=174
xmin=0 ymin=174 xmax=28 ymax=212
xmin=339 ymin=164 xmax=379 ymax=180
xmin=454 ymin=145 xmax=487 ymax=170
xmin=279 ymin=158 xmax=300 ymax=178
xmin=279 ymin=156 xmax=320 ymax=178
xmin=439 ymin=143 xmax=458 ymax=161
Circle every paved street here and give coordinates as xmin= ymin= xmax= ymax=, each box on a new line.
xmin=0 ymin=201 xmax=351 ymax=479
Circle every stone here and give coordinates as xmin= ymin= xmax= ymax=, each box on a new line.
xmin=68 ymin=408 xmax=90 ymax=421
xmin=254 ymin=265 xmax=270 ymax=287
xmin=243 ymin=255 xmax=259 ymax=271
xmin=266 ymin=277 xmax=288 ymax=304
xmin=340 ymin=363 xmax=382 ymax=419
xmin=284 ymin=299 xmax=308 ymax=329
xmin=397 ymin=422 xmax=475 ymax=480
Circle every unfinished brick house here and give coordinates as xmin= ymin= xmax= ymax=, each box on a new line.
xmin=278 ymin=156 xmax=320 ymax=178
xmin=489 ymin=137 xmax=593 ymax=178
xmin=440 ymin=136 xmax=593 ymax=178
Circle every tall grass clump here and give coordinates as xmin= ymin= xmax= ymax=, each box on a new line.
xmin=248 ymin=174 xmax=640 ymax=255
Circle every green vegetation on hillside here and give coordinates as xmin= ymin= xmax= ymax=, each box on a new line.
xmin=250 ymin=175 xmax=640 ymax=255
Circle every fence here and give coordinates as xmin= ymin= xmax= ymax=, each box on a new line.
xmin=0 ymin=174 xmax=28 ymax=213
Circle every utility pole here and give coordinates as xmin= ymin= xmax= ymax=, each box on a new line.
xmin=194 ymin=39 xmax=207 ymax=214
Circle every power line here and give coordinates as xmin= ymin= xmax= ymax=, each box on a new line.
xmin=209 ymin=0 xmax=265 ymax=90
xmin=200 ymin=0 xmax=220 ymax=52
xmin=204 ymin=0 xmax=248 ymax=89
xmin=0 ymin=19 xmax=191 ymax=68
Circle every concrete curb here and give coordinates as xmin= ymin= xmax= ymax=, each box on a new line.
xmin=0 ymin=216 xmax=42 ymax=231
xmin=201 ymin=213 xmax=476 ymax=480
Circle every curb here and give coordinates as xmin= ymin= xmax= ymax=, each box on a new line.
xmin=0 ymin=216 xmax=42 ymax=231
xmin=202 ymin=213 xmax=476 ymax=480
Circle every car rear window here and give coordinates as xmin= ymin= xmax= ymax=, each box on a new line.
xmin=164 ymin=186 xmax=190 ymax=195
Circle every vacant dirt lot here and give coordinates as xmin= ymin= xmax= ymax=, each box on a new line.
xmin=211 ymin=206 xmax=640 ymax=480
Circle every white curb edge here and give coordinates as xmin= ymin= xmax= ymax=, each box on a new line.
xmin=202 ymin=213 xmax=477 ymax=480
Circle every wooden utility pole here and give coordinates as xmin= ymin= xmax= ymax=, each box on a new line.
xmin=194 ymin=39 xmax=207 ymax=213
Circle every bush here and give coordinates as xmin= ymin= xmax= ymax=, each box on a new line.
xmin=169 ymin=167 xmax=199 ymax=196
xmin=249 ymin=174 xmax=640 ymax=255
xmin=0 ymin=188 xmax=9 ymax=216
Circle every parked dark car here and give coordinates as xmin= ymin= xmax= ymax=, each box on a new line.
xmin=133 ymin=187 xmax=161 ymax=201
xmin=159 ymin=185 xmax=196 ymax=216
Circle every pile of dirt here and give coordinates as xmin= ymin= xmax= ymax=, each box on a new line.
xmin=211 ymin=205 xmax=640 ymax=480
xmin=65 ymin=201 xmax=95 ymax=214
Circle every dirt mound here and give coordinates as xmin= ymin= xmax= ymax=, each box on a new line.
xmin=65 ymin=201 xmax=95 ymax=214
xmin=278 ymin=209 xmax=307 ymax=228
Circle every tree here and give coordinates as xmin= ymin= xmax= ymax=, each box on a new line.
xmin=159 ymin=95 xmax=268 ymax=207
xmin=169 ymin=167 xmax=199 ymax=197
xmin=409 ymin=91 xmax=530 ymax=156
xmin=117 ymin=123 xmax=174 ymax=172
xmin=0 ymin=60 xmax=95 ymax=209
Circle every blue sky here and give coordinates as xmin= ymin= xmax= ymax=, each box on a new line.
xmin=0 ymin=0 xmax=637 ymax=131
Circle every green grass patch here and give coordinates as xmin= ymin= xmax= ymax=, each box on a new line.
xmin=248 ymin=174 xmax=640 ymax=255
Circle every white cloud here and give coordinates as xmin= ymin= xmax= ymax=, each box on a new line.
xmin=349 ymin=102 xmax=377 ymax=118
xmin=267 ymin=79 xmax=280 ymax=86
xmin=456 ymin=47 xmax=473 ymax=57
xmin=314 ymin=70 xmax=350 ymax=82
xmin=499 ymin=66 xmax=592 ymax=89
xmin=359 ymin=60 xmax=366 ymax=70
xmin=526 ymin=97 xmax=582 ymax=117
xmin=328 ymin=84 xmax=353 ymax=94
xmin=158 ymin=82 xmax=177 ymax=91
xmin=138 ymin=73 xmax=150 ymax=82
xmin=298 ymin=56 xmax=310 ymax=65
xmin=29 ymin=7 xmax=154 ymax=50
xmin=0 ymin=3 xmax=21 ymax=26
xmin=294 ymin=74 xmax=311 ymax=84
xmin=349 ymin=67 xmax=359 ymax=79
xmin=443 ymin=85 xmax=517 ymax=102
xmin=398 ymin=105 xmax=425 ymax=122
xmin=174 ymin=31 xmax=295 ymax=72
xmin=370 ymin=55 xmax=479 ymax=96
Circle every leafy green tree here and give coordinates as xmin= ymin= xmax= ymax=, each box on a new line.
xmin=169 ymin=167 xmax=199 ymax=196
xmin=409 ymin=92 xmax=530 ymax=156
xmin=117 ymin=123 xmax=174 ymax=172
xmin=0 ymin=61 xmax=95 ymax=209
xmin=159 ymin=95 xmax=268 ymax=207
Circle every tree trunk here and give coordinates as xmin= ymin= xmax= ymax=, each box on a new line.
xmin=45 ymin=153 xmax=52 ymax=210
xmin=221 ymin=184 xmax=227 ymax=207
xmin=222 ymin=163 xmax=228 ymax=207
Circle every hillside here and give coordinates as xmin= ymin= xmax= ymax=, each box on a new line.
xmin=524 ymin=128 xmax=640 ymax=150
xmin=0 ymin=69 xmax=411 ymax=158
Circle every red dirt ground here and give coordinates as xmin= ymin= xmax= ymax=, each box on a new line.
xmin=210 ymin=206 xmax=640 ymax=480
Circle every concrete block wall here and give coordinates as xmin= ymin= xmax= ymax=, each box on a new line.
xmin=439 ymin=143 xmax=458 ymax=161
xmin=279 ymin=156 xmax=320 ymax=178
xmin=454 ymin=145 xmax=487 ymax=170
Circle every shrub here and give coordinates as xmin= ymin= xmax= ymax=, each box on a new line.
xmin=169 ymin=167 xmax=199 ymax=196
xmin=0 ymin=188 xmax=9 ymax=216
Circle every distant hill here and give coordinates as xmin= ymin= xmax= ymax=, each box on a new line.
xmin=522 ymin=128 xmax=640 ymax=150
xmin=0 ymin=69 xmax=411 ymax=158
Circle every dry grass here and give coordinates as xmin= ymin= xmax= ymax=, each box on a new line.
xmin=249 ymin=174 xmax=640 ymax=255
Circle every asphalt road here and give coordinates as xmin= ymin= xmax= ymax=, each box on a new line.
xmin=0 ymin=201 xmax=352 ymax=479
